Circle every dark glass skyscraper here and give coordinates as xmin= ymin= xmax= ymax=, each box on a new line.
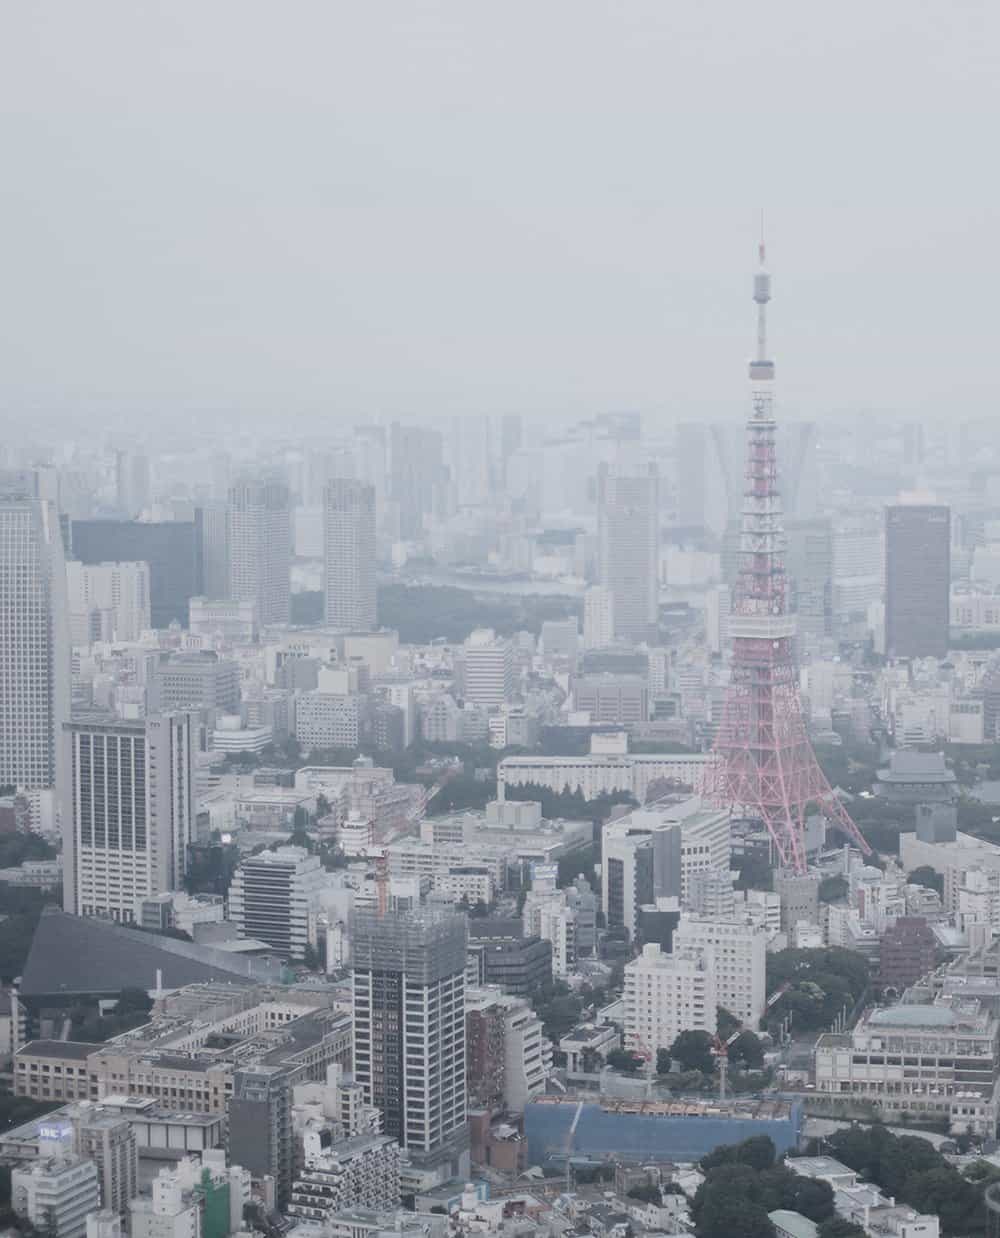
xmin=885 ymin=504 xmax=950 ymax=659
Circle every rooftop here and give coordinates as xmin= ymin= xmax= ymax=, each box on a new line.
xmin=17 ymin=1040 xmax=97 ymax=1061
xmin=868 ymin=1005 xmax=958 ymax=1028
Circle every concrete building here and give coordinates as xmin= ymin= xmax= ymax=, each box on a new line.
xmin=624 ymin=942 xmax=717 ymax=1056
xmin=296 ymin=693 xmax=362 ymax=750
xmin=814 ymin=999 xmax=1000 ymax=1134
xmin=71 ymin=1110 xmax=138 ymax=1221
xmin=673 ymin=914 xmax=767 ymax=1027
xmin=324 ymin=479 xmax=377 ymax=631
xmin=71 ymin=516 xmax=200 ymax=629
xmin=288 ymin=1133 xmax=400 ymax=1223
xmin=0 ymin=474 xmax=70 ymax=796
xmin=351 ymin=908 xmax=468 ymax=1190
xmin=63 ymin=713 xmax=196 ymax=920
xmin=497 ymin=750 xmax=714 ymax=803
xmin=602 ymin=799 xmax=731 ymax=939
xmin=571 ymin=674 xmax=649 ymax=725
xmin=877 ymin=917 xmax=937 ymax=995
xmin=188 ymin=598 xmax=258 ymax=644
xmin=228 ymin=1065 xmax=293 ymax=1208
xmin=885 ymin=504 xmax=950 ymax=659
xmin=774 ymin=871 xmax=821 ymax=934
xmin=228 ymin=476 xmax=291 ymax=627
xmin=583 ymin=586 xmax=615 ymax=650
xmin=129 ymin=1163 xmax=203 ymax=1238
xmin=227 ymin=847 xmax=327 ymax=959
xmin=597 ymin=463 xmax=659 ymax=644
xmin=154 ymin=653 xmax=240 ymax=716
xmin=461 ymin=629 xmax=514 ymax=709
xmin=463 ymin=988 xmax=549 ymax=1114
xmin=66 ymin=561 xmax=150 ymax=645
xmin=12 ymin=1156 xmax=100 ymax=1238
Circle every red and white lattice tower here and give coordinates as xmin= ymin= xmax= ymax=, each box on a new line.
xmin=703 ymin=237 xmax=872 ymax=873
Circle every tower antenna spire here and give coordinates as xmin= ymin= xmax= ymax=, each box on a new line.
xmin=704 ymin=234 xmax=872 ymax=872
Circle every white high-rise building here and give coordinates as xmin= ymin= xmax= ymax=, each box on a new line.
xmin=12 ymin=1156 xmax=100 ymax=1238
xmin=66 ymin=561 xmax=150 ymax=646
xmin=673 ymin=914 xmax=767 ymax=1028
xmin=624 ymin=942 xmax=717 ymax=1056
xmin=227 ymin=846 xmax=328 ymax=960
xmin=63 ymin=713 xmax=196 ymax=919
xmin=597 ymin=464 xmax=659 ymax=644
xmin=228 ymin=476 xmax=291 ymax=626
xmin=0 ymin=473 xmax=70 ymax=795
xmin=462 ymin=629 xmax=514 ymax=709
xmin=583 ymin=586 xmax=615 ymax=650
xmin=351 ymin=907 xmax=468 ymax=1189
xmin=324 ymin=479 xmax=377 ymax=631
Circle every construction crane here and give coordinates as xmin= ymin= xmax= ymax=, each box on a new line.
xmin=714 ymin=982 xmax=791 ymax=1100
xmin=564 ymin=1100 xmax=584 ymax=1193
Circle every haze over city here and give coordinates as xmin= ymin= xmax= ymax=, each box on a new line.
xmin=4 ymin=7 xmax=1000 ymax=1238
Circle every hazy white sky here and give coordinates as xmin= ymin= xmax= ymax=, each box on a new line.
xmin=2 ymin=2 xmax=998 ymax=424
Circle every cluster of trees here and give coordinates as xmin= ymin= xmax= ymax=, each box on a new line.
xmin=692 ymin=1136 xmax=836 ymax=1238
xmin=65 ymin=986 xmax=154 ymax=1043
xmin=765 ymin=948 xmax=869 ymax=1034
xmin=0 ymin=833 xmax=55 ymax=870
xmin=504 ymin=781 xmax=636 ymax=824
xmin=376 ymin=583 xmax=580 ymax=644
xmin=534 ymin=975 xmax=622 ymax=1043
xmin=907 ymin=865 xmax=944 ymax=896
xmin=822 ymin=1124 xmax=987 ymax=1236
xmin=819 ymin=875 xmax=849 ymax=904
xmin=652 ymin=1025 xmax=769 ymax=1094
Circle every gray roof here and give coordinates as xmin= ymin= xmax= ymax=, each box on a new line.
xmin=878 ymin=751 xmax=956 ymax=782
xmin=869 ymin=1005 xmax=957 ymax=1027
xmin=19 ymin=909 xmax=275 ymax=998
xmin=18 ymin=1039 xmax=97 ymax=1060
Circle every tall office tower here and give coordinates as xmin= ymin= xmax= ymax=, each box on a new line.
xmin=71 ymin=1112 xmax=138 ymax=1221
xmin=461 ymin=629 xmax=514 ymax=708
xmin=597 ymin=463 xmax=659 ymax=644
xmin=198 ymin=501 xmax=230 ymax=600
xmin=72 ymin=518 xmax=202 ymax=628
xmin=227 ymin=846 xmax=327 ymax=959
xmin=389 ymin=424 xmax=446 ymax=539
xmin=63 ymin=713 xmax=196 ymax=919
xmin=229 ymin=1066 xmax=293 ymax=1208
xmin=885 ymin=504 xmax=950 ymax=659
xmin=672 ymin=914 xmax=767 ymax=1028
xmin=582 ymin=585 xmax=615 ymax=650
xmin=351 ymin=907 xmax=468 ymax=1188
xmin=785 ymin=518 xmax=833 ymax=656
xmin=323 ymin=479 xmax=377 ymax=630
xmin=705 ymin=241 xmax=871 ymax=873
xmin=115 ymin=450 xmax=151 ymax=518
xmin=0 ymin=473 xmax=70 ymax=796
xmin=65 ymin=561 xmax=151 ymax=646
xmin=228 ymin=476 xmax=291 ymax=626
xmin=832 ymin=513 xmax=883 ymax=633
xmin=448 ymin=416 xmax=493 ymax=507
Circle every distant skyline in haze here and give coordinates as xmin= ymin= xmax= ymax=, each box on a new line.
xmin=2 ymin=1 xmax=998 ymax=425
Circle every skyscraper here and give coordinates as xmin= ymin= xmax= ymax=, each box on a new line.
xmin=197 ymin=500 xmax=230 ymax=600
xmin=228 ymin=476 xmax=291 ymax=626
xmin=323 ymin=479 xmax=376 ymax=630
xmin=885 ymin=504 xmax=950 ymax=659
xmin=0 ymin=472 xmax=70 ymax=795
xmin=351 ymin=907 xmax=468 ymax=1188
xmin=785 ymin=517 xmax=834 ymax=656
xmin=63 ymin=713 xmax=196 ymax=919
xmin=582 ymin=585 xmax=615 ymax=650
xmin=389 ymin=424 xmax=445 ymax=540
xmin=597 ymin=463 xmax=659 ymax=644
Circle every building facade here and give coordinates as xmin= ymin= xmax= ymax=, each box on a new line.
xmin=597 ymin=463 xmax=659 ymax=644
xmin=323 ymin=479 xmax=377 ymax=631
xmin=227 ymin=847 xmax=327 ymax=959
xmin=885 ymin=504 xmax=950 ymax=659
xmin=63 ymin=714 xmax=196 ymax=920
xmin=228 ymin=477 xmax=291 ymax=627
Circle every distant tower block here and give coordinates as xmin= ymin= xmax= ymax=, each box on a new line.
xmin=703 ymin=237 xmax=871 ymax=873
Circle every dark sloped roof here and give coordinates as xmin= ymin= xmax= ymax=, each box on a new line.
xmin=19 ymin=909 xmax=274 ymax=998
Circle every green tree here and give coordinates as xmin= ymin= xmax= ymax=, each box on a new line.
xmin=728 ymin=1030 xmax=765 ymax=1070
xmin=302 ymin=943 xmax=321 ymax=971
xmin=669 ymin=1030 xmax=716 ymax=1075
xmin=819 ymin=875 xmax=849 ymax=903
xmin=717 ymin=1007 xmax=740 ymax=1040
xmin=656 ymin=1047 xmax=672 ymax=1075
xmin=907 ymin=865 xmax=944 ymax=896
xmin=818 ymin=1220 xmax=868 ymax=1238
xmin=627 ymin=1185 xmax=662 ymax=1204
xmin=605 ymin=1048 xmax=644 ymax=1074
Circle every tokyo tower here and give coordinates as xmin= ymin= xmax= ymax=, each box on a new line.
xmin=703 ymin=238 xmax=872 ymax=873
